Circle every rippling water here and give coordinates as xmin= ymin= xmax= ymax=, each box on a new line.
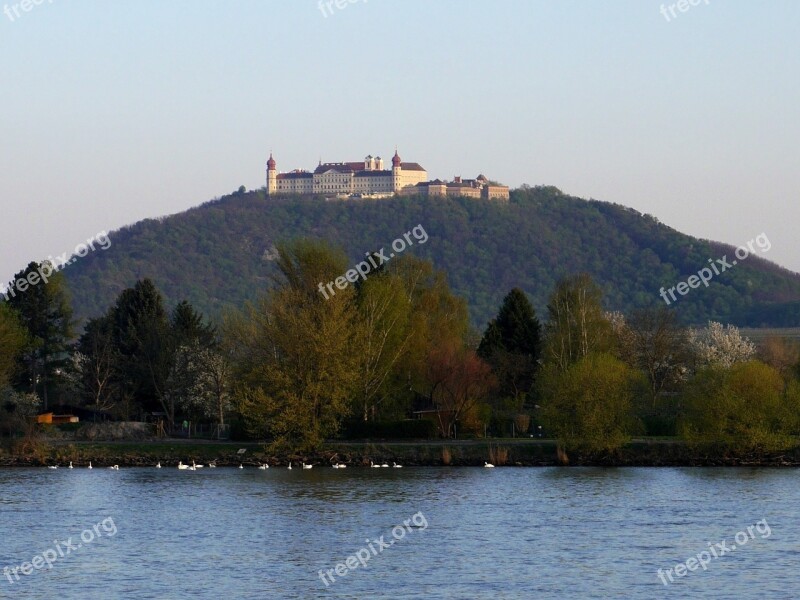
xmin=0 ymin=467 xmax=797 ymax=599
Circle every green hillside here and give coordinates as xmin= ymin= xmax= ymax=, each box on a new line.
xmin=62 ymin=186 xmax=800 ymax=328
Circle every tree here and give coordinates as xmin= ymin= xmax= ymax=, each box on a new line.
xmin=613 ymin=307 xmax=689 ymax=405
xmin=388 ymin=255 xmax=471 ymax=419
xmin=74 ymin=315 xmax=118 ymax=411
xmin=0 ymin=303 xmax=27 ymax=389
xmin=688 ymin=322 xmax=755 ymax=369
xmin=426 ymin=344 xmax=496 ymax=438
xmin=171 ymin=300 xmax=217 ymax=349
xmin=353 ymin=272 xmax=413 ymax=421
xmin=226 ymin=240 xmax=361 ymax=449
xmin=170 ymin=341 xmax=231 ymax=427
xmin=0 ymin=388 xmax=40 ymax=437
xmin=680 ymin=360 xmax=800 ymax=453
xmin=758 ymin=336 xmax=800 ymax=379
xmin=478 ymin=287 xmax=542 ymax=404
xmin=544 ymin=274 xmax=612 ymax=372
xmin=5 ymin=262 xmax=73 ymax=409
xmin=541 ymin=353 xmax=643 ymax=453
xmin=110 ymin=279 xmax=172 ymax=422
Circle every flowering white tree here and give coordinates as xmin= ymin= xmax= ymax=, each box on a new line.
xmin=688 ymin=321 xmax=756 ymax=369
xmin=168 ymin=342 xmax=232 ymax=426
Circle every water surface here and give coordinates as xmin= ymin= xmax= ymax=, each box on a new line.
xmin=0 ymin=467 xmax=796 ymax=598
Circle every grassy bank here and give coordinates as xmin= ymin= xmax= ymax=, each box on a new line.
xmin=3 ymin=438 xmax=800 ymax=467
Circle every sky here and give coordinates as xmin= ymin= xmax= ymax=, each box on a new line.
xmin=2 ymin=0 xmax=799 ymax=285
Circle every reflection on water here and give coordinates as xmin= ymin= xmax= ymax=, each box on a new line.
xmin=0 ymin=467 xmax=797 ymax=599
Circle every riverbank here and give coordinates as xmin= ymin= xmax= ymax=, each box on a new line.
xmin=2 ymin=438 xmax=800 ymax=467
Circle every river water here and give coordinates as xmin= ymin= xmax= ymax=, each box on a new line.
xmin=0 ymin=466 xmax=797 ymax=599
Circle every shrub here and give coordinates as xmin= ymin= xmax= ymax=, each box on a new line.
xmin=341 ymin=419 xmax=437 ymax=440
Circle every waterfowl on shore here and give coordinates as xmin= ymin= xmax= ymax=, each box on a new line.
xmin=302 ymin=462 xmax=312 ymax=470
xmin=484 ymin=462 xmax=495 ymax=468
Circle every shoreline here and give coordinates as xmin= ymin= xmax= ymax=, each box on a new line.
xmin=2 ymin=439 xmax=800 ymax=468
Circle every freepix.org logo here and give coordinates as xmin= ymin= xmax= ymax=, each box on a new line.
xmin=659 ymin=233 xmax=770 ymax=306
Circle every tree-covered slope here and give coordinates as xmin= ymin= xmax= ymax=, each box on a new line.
xmin=62 ymin=186 xmax=800 ymax=328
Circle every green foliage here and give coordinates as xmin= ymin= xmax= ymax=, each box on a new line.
xmin=5 ymin=262 xmax=73 ymax=407
xmin=341 ymin=419 xmax=437 ymax=440
xmin=544 ymin=273 xmax=613 ymax=371
xmin=680 ymin=360 xmax=800 ymax=454
xmin=226 ymin=239 xmax=361 ymax=450
xmin=109 ymin=279 xmax=172 ymax=419
xmin=59 ymin=189 xmax=800 ymax=331
xmin=478 ymin=287 xmax=542 ymax=403
xmin=171 ymin=300 xmax=217 ymax=349
xmin=541 ymin=353 xmax=644 ymax=453
xmin=0 ymin=303 xmax=27 ymax=389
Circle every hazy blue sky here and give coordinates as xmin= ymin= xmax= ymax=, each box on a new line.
xmin=2 ymin=0 xmax=799 ymax=284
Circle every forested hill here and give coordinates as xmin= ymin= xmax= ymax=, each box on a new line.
xmin=63 ymin=186 xmax=800 ymax=329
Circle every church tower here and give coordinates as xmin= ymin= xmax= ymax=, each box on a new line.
xmin=392 ymin=149 xmax=402 ymax=192
xmin=266 ymin=153 xmax=277 ymax=196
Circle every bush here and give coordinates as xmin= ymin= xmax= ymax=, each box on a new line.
xmin=341 ymin=419 xmax=437 ymax=440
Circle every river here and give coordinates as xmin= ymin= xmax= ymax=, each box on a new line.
xmin=0 ymin=466 xmax=796 ymax=598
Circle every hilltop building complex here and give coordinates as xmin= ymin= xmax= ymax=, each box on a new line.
xmin=265 ymin=150 xmax=509 ymax=200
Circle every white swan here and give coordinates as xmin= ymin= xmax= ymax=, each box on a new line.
xmin=337 ymin=463 xmax=347 ymax=468
xmin=47 ymin=465 xmax=58 ymax=469
xmin=109 ymin=465 xmax=119 ymax=470
xmin=208 ymin=461 xmax=217 ymax=468
xmin=239 ymin=463 xmax=244 ymax=469
xmin=484 ymin=462 xmax=495 ymax=468
xmin=68 ymin=461 xmax=73 ymax=469
xmin=88 ymin=462 xmax=93 ymax=469
xmin=381 ymin=462 xmax=389 ymax=468
xmin=155 ymin=462 xmax=161 ymax=468
xmin=370 ymin=461 xmax=381 ymax=468
xmin=302 ymin=462 xmax=312 ymax=470
xmin=393 ymin=462 xmax=403 ymax=468
xmin=332 ymin=464 xmax=340 ymax=469
xmin=178 ymin=461 xmax=190 ymax=470
xmin=287 ymin=462 xmax=292 ymax=470
xmin=258 ymin=463 xmax=269 ymax=470
xmin=193 ymin=461 xmax=203 ymax=468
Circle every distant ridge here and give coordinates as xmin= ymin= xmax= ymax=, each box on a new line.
xmin=62 ymin=186 xmax=800 ymax=328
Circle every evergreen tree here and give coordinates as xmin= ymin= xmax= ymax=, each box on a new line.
xmin=110 ymin=279 xmax=171 ymax=421
xmin=0 ymin=303 xmax=27 ymax=389
xmin=5 ymin=262 xmax=73 ymax=409
xmin=478 ymin=288 xmax=542 ymax=404
xmin=171 ymin=300 xmax=217 ymax=349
